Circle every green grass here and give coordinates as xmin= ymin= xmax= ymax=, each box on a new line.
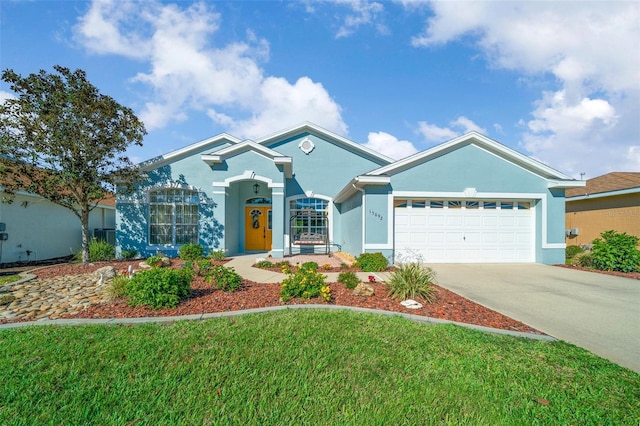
xmin=1 ymin=310 xmax=638 ymax=425
xmin=0 ymin=274 xmax=21 ymax=286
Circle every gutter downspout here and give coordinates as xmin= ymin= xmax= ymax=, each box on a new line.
xmin=352 ymin=183 xmax=366 ymax=253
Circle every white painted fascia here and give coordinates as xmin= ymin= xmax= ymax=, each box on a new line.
xmin=548 ymin=180 xmax=586 ymax=189
xmin=139 ymin=133 xmax=241 ymax=170
xmin=367 ymin=131 xmax=576 ymax=182
xmin=255 ymin=121 xmax=394 ymax=164
xmin=333 ymin=175 xmax=390 ymax=203
xmin=201 ymin=141 xmax=293 ymax=178
xmin=567 ymin=186 xmax=640 ymax=201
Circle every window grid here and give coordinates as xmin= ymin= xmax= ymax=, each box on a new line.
xmin=290 ymin=198 xmax=329 ymax=239
xmin=149 ymin=189 xmax=199 ymax=245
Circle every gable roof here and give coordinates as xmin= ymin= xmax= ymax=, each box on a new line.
xmin=365 ymin=131 xmax=584 ymax=188
xmin=138 ymin=133 xmax=242 ymax=171
xmin=201 ymin=140 xmax=293 ymax=178
xmin=256 ymin=122 xmax=394 ymax=165
xmin=565 ymin=172 xmax=640 ymax=199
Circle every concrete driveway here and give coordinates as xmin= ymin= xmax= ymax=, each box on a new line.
xmin=431 ymin=264 xmax=640 ymax=374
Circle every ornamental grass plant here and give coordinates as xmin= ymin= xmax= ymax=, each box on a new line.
xmin=386 ymin=262 xmax=436 ymax=302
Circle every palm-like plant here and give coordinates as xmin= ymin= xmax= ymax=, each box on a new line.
xmin=386 ymin=263 xmax=437 ymax=302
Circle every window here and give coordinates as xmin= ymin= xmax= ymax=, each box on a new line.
xmin=149 ymin=188 xmax=199 ymax=245
xmin=466 ymin=201 xmax=479 ymax=209
xmin=412 ymin=200 xmax=426 ymax=208
xmin=483 ymin=201 xmax=497 ymax=209
xmin=394 ymin=199 xmax=408 ymax=208
xmin=290 ymin=197 xmax=328 ymax=240
xmin=500 ymin=202 xmax=513 ymax=210
xmin=447 ymin=200 xmax=462 ymax=209
xmin=429 ymin=200 xmax=444 ymax=208
xmin=517 ymin=201 xmax=531 ymax=210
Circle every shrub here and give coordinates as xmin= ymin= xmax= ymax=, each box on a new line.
xmin=274 ymin=261 xmax=291 ymax=268
xmin=209 ymin=250 xmax=226 ymax=261
xmin=125 ymin=268 xmax=192 ymax=309
xmin=75 ymin=238 xmax=115 ymax=262
xmin=337 ymin=271 xmax=360 ymax=289
xmin=565 ymin=245 xmax=585 ymax=260
xmin=121 ymin=249 xmax=138 ymax=260
xmin=257 ymin=260 xmax=274 ymax=268
xmin=572 ymin=251 xmax=593 ymax=268
xmin=591 ymin=230 xmax=640 ymax=273
xmin=302 ymin=261 xmax=319 ymax=271
xmin=280 ymin=263 xmax=330 ymax=302
xmin=146 ymin=254 xmax=164 ymax=268
xmin=206 ymin=265 xmax=243 ymax=292
xmin=107 ymin=273 xmax=130 ymax=298
xmin=340 ymin=263 xmax=349 ymax=270
xmin=386 ymin=263 xmax=436 ymax=302
xmin=179 ymin=244 xmax=204 ymax=261
xmin=355 ymin=252 xmax=388 ymax=272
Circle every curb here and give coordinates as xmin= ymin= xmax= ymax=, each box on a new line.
xmin=0 ymin=304 xmax=556 ymax=341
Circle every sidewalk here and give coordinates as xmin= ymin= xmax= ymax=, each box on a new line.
xmin=225 ymin=254 xmax=393 ymax=283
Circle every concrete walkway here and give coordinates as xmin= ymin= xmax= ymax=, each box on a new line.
xmin=430 ymin=264 xmax=640 ymax=373
xmin=225 ymin=254 xmax=392 ymax=283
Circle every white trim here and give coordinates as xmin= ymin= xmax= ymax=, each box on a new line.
xmin=213 ymin=170 xmax=284 ymax=188
xmin=567 ymin=186 xmax=640 ymax=201
xmin=285 ymin=194 xmax=334 ymax=253
xmin=201 ymin=141 xmax=293 ymax=178
xmin=392 ymin=191 xmax=561 ymax=251
xmin=255 ymin=121 xmax=394 ymax=164
xmin=368 ymin=131 xmax=575 ymax=182
xmin=139 ymin=134 xmax=240 ymax=170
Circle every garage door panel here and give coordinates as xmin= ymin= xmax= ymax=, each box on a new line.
xmin=395 ymin=199 xmax=534 ymax=263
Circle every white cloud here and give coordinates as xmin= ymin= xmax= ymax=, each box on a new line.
xmin=417 ymin=116 xmax=486 ymax=143
xmin=0 ymin=91 xmax=16 ymax=103
xmin=74 ymin=0 xmax=347 ymax=137
xmin=362 ymin=131 xmax=417 ymax=160
xmin=334 ymin=0 xmax=387 ymax=38
xmin=411 ymin=2 xmax=640 ymax=176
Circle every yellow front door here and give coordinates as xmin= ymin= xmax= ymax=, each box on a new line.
xmin=245 ymin=207 xmax=272 ymax=251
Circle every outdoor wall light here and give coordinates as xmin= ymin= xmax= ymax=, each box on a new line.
xmin=253 ymin=182 xmax=260 ymax=194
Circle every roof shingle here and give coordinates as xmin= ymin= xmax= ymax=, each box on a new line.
xmin=565 ymin=172 xmax=640 ymax=198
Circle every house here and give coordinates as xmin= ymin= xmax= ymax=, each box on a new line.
xmin=565 ymin=172 xmax=640 ymax=247
xmin=116 ymin=122 xmax=583 ymax=264
xmin=0 ymin=190 xmax=115 ymax=264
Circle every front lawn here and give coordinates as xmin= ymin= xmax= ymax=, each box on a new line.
xmin=1 ymin=310 xmax=638 ymax=424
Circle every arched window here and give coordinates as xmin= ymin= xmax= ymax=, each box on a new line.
xmin=149 ymin=188 xmax=199 ymax=245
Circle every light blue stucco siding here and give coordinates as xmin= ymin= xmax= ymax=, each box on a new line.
xmin=269 ymin=133 xmax=388 ymax=198
xmin=338 ymin=191 xmax=363 ymax=255
xmin=210 ymin=150 xmax=286 ymax=257
xmin=270 ymin=133 xmax=388 ymax=254
xmin=388 ymin=144 xmax=566 ymax=264
xmin=117 ymin=142 xmax=232 ymax=258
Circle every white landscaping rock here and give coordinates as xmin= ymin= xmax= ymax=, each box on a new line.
xmin=400 ymin=299 xmax=423 ymax=309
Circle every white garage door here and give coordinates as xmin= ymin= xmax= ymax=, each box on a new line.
xmin=394 ymin=199 xmax=534 ymax=263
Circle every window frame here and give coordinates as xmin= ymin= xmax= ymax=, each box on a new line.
xmin=148 ymin=187 xmax=199 ymax=246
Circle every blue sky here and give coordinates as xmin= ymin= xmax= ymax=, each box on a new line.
xmin=1 ymin=1 xmax=638 ymax=178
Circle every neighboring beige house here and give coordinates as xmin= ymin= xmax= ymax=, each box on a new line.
xmin=565 ymin=172 xmax=640 ymax=247
xmin=0 ymin=190 xmax=115 ymax=264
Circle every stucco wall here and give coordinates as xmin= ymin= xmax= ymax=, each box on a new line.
xmin=387 ymin=144 xmax=567 ymax=264
xmin=1 ymin=192 xmax=114 ymax=264
xmin=338 ymin=191 xmax=363 ymax=255
xmin=565 ymin=193 xmax=640 ymax=247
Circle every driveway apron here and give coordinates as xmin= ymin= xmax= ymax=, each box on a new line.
xmin=430 ymin=264 xmax=640 ymax=374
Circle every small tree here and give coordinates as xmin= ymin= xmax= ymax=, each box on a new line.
xmin=0 ymin=66 xmax=146 ymax=263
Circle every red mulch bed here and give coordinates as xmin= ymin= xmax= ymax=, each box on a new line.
xmin=18 ymin=260 xmax=543 ymax=334
xmin=556 ymin=264 xmax=640 ymax=280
